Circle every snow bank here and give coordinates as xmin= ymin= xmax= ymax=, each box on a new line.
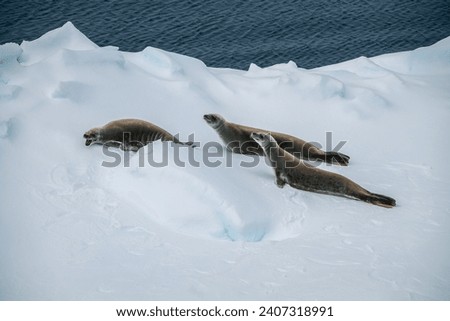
xmin=0 ymin=22 xmax=449 ymax=300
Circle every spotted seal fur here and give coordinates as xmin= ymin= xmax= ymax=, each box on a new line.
xmin=204 ymin=113 xmax=349 ymax=165
xmin=251 ymin=132 xmax=395 ymax=208
xmin=84 ymin=119 xmax=194 ymax=151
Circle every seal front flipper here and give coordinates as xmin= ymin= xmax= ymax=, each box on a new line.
xmin=275 ymin=170 xmax=286 ymax=188
xmin=104 ymin=141 xmax=122 ymax=149
xmin=120 ymin=141 xmax=144 ymax=152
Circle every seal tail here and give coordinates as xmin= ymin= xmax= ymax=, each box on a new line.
xmin=323 ymin=151 xmax=350 ymax=166
xmin=365 ymin=193 xmax=396 ymax=208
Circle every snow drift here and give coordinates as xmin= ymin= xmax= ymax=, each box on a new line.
xmin=0 ymin=22 xmax=449 ymax=300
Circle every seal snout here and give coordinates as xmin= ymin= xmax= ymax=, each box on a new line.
xmin=250 ymin=132 xmax=260 ymax=139
xmin=250 ymin=132 xmax=266 ymax=142
xmin=203 ymin=113 xmax=222 ymax=124
xmin=84 ymin=131 xmax=97 ymax=146
xmin=203 ymin=114 xmax=213 ymax=123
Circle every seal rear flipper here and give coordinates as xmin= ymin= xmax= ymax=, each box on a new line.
xmin=181 ymin=141 xmax=197 ymax=148
xmin=365 ymin=193 xmax=396 ymax=208
xmin=171 ymin=137 xmax=197 ymax=148
xmin=323 ymin=151 xmax=350 ymax=166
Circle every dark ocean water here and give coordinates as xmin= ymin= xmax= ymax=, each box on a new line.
xmin=1 ymin=0 xmax=450 ymax=69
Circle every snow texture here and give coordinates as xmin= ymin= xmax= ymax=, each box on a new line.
xmin=1 ymin=22 xmax=449 ymax=300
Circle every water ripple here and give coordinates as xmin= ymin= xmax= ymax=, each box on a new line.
xmin=1 ymin=0 xmax=449 ymax=69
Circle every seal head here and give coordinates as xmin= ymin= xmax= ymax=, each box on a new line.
xmin=83 ymin=128 xmax=101 ymax=146
xmin=203 ymin=114 xmax=225 ymax=130
xmin=250 ymin=132 xmax=274 ymax=148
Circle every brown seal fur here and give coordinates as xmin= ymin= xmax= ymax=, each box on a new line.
xmin=251 ymin=132 xmax=395 ymax=208
xmin=204 ymin=113 xmax=349 ymax=166
xmin=83 ymin=119 xmax=194 ymax=151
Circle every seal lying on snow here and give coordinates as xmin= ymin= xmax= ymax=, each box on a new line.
xmin=84 ymin=119 xmax=195 ymax=151
xmin=203 ymin=113 xmax=349 ymax=166
xmin=251 ymin=132 xmax=395 ymax=208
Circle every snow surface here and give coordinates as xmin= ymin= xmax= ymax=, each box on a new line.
xmin=1 ymin=22 xmax=449 ymax=300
